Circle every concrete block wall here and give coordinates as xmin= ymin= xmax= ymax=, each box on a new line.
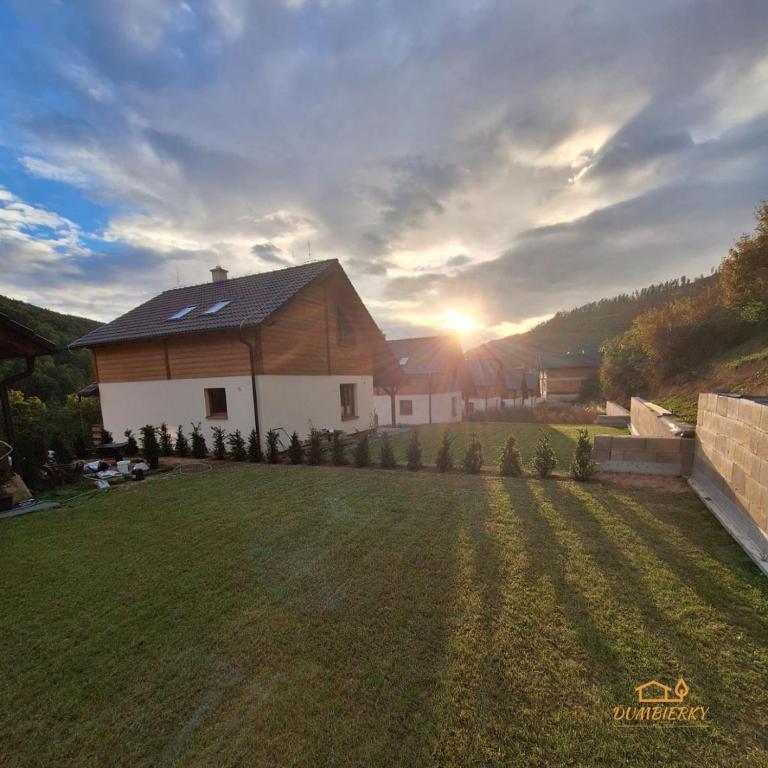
xmin=594 ymin=434 xmax=694 ymax=476
xmin=630 ymin=397 xmax=695 ymax=438
xmin=693 ymin=393 xmax=768 ymax=537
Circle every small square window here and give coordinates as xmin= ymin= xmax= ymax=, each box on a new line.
xmin=340 ymin=383 xmax=357 ymax=420
xmin=205 ymin=388 xmax=228 ymax=418
xmin=399 ymin=399 xmax=413 ymax=416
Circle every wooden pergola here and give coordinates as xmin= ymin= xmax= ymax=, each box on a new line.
xmin=0 ymin=312 xmax=57 ymax=452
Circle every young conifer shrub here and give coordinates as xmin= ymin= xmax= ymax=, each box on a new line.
xmin=353 ymin=433 xmax=371 ymax=467
xmin=435 ymin=431 xmax=454 ymax=473
xmin=139 ymin=425 xmax=160 ymax=470
xmin=211 ymin=426 xmax=227 ymax=460
xmin=190 ymin=422 xmax=208 ymax=458
xmin=74 ymin=431 xmax=90 ymax=460
xmin=124 ymin=429 xmax=139 ymax=456
xmin=174 ymin=425 xmax=189 ymax=457
xmin=228 ymin=429 xmax=247 ymax=461
xmin=331 ymin=431 xmax=347 ymax=466
xmin=378 ymin=432 xmax=396 ymax=468
xmin=462 ymin=433 xmax=483 ymax=474
xmin=266 ymin=429 xmax=280 ymax=463
xmin=498 ymin=434 xmax=523 ymax=477
xmin=307 ymin=428 xmax=323 ymax=465
xmin=159 ymin=423 xmax=174 ymax=456
xmin=247 ymin=429 xmax=262 ymax=462
xmin=532 ymin=431 xmax=557 ymax=478
xmin=288 ymin=431 xmax=304 ymax=464
xmin=570 ymin=428 xmax=596 ymax=481
xmin=406 ymin=428 xmax=422 ymax=471
xmin=101 ymin=429 xmax=114 ymax=445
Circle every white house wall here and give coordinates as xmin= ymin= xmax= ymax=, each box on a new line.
xmin=468 ymin=395 xmax=502 ymax=412
xmin=374 ymin=391 xmax=462 ymax=426
xmin=100 ymin=374 xmax=374 ymax=448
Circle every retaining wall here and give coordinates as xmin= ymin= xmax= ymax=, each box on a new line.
xmin=630 ymin=397 xmax=695 ymax=438
xmin=691 ymin=394 xmax=768 ymax=557
xmin=594 ymin=434 xmax=694 ymax=476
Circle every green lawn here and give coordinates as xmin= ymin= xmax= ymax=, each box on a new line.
xmin=1 ymin=465 xmax=766 ymax=767
xmin=385 ymin=422 xmax=626 ymax=470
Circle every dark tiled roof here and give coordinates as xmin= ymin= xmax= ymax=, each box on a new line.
xmin=387 ymin=335 xmax=464 ymax=375
xmin=502 ymin=367 xmax=538 ymax=391
xmin=466 ymin=356 xmax=501 ymax=388
xmin=71 ymin=260 xmax=337 ymax=349
xmin=541 ymin=350 xmax=601 ymax=368
xmin=0 ymin=312 xmax=58 ymax=359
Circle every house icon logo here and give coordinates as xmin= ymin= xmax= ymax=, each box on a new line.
xmin=635 ymin=677 xmax=689 ymax=704
xmin=612 ymin=676 xmax=708 ymax=726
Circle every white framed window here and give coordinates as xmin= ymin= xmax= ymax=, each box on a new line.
xmin=205 ymin=387 xmax=228 ymax=419
xmin=399 ymin=399 xmax=413 ymax=416
xmin=340 ymin=383 xmax=357 ymax=420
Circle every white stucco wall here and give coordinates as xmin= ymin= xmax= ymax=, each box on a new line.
xmin=257 ymin=375 xmax=374 ymax=441
xmin=374 ymin=392 xmax=462 ymax=426
xmin=501 ymin=396 xmax=543 ymax=408
xmin=100 ymin=374 xmax=374 ymax=448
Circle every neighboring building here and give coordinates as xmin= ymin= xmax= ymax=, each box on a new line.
xmin=500 ymin=368 xmax=541 ymax=408
xmin=374 ymin=336 xmax=467 ymax=425
xmin=71 ymin=260 xmax=396 ymax=448
xmin=538 ymin=351 xmax=601 ymax=402
xmin=465 ymin=356 xmax=505 ymax=414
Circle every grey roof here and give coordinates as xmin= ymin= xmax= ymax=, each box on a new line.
xmin=386 ymin=335 xmax=464 ymax=375
xmin=502 ymin=368 xmax=538 ymax=390
xmin=466 ymin=356 xmax=501 ymax=388
xmin=71 ymin=260 xmax=337 ymax=349
xmin=0 ymin=312 xmax=58 ymax=359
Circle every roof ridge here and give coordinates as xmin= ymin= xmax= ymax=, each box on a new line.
xmin=158 ymin=259 xmax=338 ymax=295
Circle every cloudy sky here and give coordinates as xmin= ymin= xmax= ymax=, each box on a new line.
xmin=1 ymin=1 xmax=767 ymax=345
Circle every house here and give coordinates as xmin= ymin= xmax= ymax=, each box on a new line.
xmin=538 ymin=351 xmax=601 ymax=402
xmin=500 ymin=367 xmax=541 ymax=408
xmin=71 ymin=260 xmax=397 ymax=448
xmin=373 ymin=335 xmax=467 ymax=425
xmin=465 ymin=356 xmax=505 ymax=414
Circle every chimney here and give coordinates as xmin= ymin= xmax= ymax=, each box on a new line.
xmin=210 ymin=265 xmax=228 ymax=283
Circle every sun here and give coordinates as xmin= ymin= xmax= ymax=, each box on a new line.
xmin=442 ymin=308 xmax=477 ymax=335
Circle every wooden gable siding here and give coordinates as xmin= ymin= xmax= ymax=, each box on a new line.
xmin=93 ymin=265 xmax=380 ymax=383
xmin=259 ymin=267 xmax=377 ymax=376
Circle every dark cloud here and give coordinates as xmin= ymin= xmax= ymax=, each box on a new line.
xmin=250 ymin=243 xmax=290 ymax=266
xmin=444 ymin=254 xmax=471 ymax=268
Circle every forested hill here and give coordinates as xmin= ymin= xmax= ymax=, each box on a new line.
xmin=474 ymin=273 xmax=718 ymax=365
xmin=0 ymin=294 xmax=101 ymax=403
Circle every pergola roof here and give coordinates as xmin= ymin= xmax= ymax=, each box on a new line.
xmin=0 ymin=313 xmax=58 ymax=360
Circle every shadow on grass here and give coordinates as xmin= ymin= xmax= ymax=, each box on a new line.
xmin=596 ymin=484 xmax=768 ymax=647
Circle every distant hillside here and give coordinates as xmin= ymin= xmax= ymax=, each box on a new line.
xmin=0 ymin=295 xmax=100 ymax=403
xmin=471 ymin=273 xmax=718 ymax=367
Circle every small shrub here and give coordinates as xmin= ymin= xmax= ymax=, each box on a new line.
xmin=139 ymin=425 xmax=160 ymax=470
xmin=211 ymin=426 xmax=227 ymax=460
xmin=288 ymin=431 xmax=304 ymax=464
xmin=228 ymin=429 xmax=247 ymax=461
xmin=266 ymin=429 xmax=280 ymax=463
xmin=570 ymin=428 xmax=596 ymax=481
xmin=406 ymin=429 xmax=422 ymax=471
xmin=101 ymin=428 xmax=114 ymax=445
xmin=379 ymin=432 xmax=396 ymax=468
xmin=331 ymin=431 xmax=347 ymax=466
xmin=159 ymin=423 xmax=174 ymax=456
xmin=190 ymin=422 xmax=208 ymax=458
xmin=174 ymin=426 xmax=189 ymax=457
xmin=498 ymin=434 xmax=523 ymax=477
xmin=462 ymin=433 xmax=483 ymax=474
xmin=532 ymin=432 xmax=557 ymax=479
xmin=353 ymin=433 xmax=371 ymax=467
xmin=435 ymin=431 xmax=454 ymax=473
xmin=124 ymin=429 xmax=139 ymax=456
xmin=247 ymin=429 xmax=262 ymax=462
xmin=307 ymin=428 xmax=323 ymax=465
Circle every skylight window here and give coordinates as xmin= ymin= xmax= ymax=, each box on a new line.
xmin=202 ymin=300 xmax=231 ymax=315
xmin=168 ymin=306 xmax=196 ymax=320
xmin=399 ymin=356 xmax=410 ymax=366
